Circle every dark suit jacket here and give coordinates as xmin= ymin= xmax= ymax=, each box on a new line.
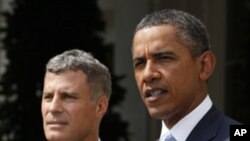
xmin=157 ymin=105 xmax=240 ymax=141
xmin=186 ymin=105 xmax=240 ymax=141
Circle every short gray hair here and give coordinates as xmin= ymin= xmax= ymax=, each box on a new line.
xmin=135 ymin=9 xmax=210 ymax=58
xmin=45 ymin=49 xmax=111 ymax=100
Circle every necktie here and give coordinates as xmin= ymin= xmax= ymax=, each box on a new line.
xmin=164 ymin=133 xmax=176 ymax=141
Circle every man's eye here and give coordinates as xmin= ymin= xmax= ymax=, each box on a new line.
xmin=62 ymin=94 xmax=76 ymax=100
xmin=43 ymin=94 xmax=53 ymax=101
xmin=159 ymin=55 xmax=170 ymax=59
xmin=133 ymin=59 xmax=145 ymax=68
xmin=134 ymin=61 xmax=142 ymax=68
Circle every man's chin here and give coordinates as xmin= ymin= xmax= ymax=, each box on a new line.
xmin=45 ymin=132 xmax=67 ymax=141
xmin=148 ymin=110 xmax=164 ymax=119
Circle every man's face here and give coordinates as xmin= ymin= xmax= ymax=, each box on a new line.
xmin=42 ymin=70 xmax=99 ymax=141
xmin=132 ymin=25 xmax=206 ymax=124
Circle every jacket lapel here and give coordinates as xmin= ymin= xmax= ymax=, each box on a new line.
xmin=186 ymin=105 xmax=223 ymax=141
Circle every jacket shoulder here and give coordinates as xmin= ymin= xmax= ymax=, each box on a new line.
xmin=187 ymin=105 xmax=240 ymax=141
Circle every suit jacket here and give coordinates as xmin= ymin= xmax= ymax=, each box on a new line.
xmin=187 ymin=105 xmax=240 ymax=141
xmin=157 ymin=105 xmax=240 ymax=141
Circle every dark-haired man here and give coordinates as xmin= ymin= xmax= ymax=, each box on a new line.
xmin=132 ymin=9 xmax=240 ymax=141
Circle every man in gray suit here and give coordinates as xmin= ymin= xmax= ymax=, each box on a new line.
xmin=41 ymin=49 xmax=111 ymax=141
xmin=131 ymin=9 xmax=240 ymax=141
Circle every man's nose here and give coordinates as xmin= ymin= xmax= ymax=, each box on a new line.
xmin=49 ymin=95 xmax=63 ymax=114
xmin=142 ymin=61 xmax=160 ymax=84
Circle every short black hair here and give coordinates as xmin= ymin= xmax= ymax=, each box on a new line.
xmin=135 ymin=9 xmax=210 ymax=58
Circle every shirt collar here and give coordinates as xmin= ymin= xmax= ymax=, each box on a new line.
xmin=160 ymin=95 xmax=212 ymax=141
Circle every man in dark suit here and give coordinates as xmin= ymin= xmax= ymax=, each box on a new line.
xmin=131 ymin=9 xmax=240 ymax=141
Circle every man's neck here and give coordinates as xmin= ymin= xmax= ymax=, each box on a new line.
xmin=163 ymin=93 xmax=207 ymax=128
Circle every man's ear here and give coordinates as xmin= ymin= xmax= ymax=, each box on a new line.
xmin=198 ymin=51 xmax=216 ymax=80
xmin=95 ymin=95 xmax=109 ymax=118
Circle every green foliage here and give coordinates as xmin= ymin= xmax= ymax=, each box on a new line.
xmin=0 ymin=0 xmax=129 ymax=140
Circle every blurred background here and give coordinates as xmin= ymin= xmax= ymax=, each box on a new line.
xmin=0 ymin=0 xmax=249 ymax=141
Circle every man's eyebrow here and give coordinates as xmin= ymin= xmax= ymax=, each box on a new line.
xmin=132 ymin=56 xmax=142 ymax=61
xmin=132 ymin=55 xmax=145 ymax=62
xmin=61 ymin=91 xmax=78 ymax=96
xmin=152 ymin=51 xmax=176 ymax=57
xmin=42 ymin=91 xmax=51 ymax=95
xmin=132 ymin=57 xmax=146 ymax=64
xmin=132 ymin=51 xmax=176 ymax=60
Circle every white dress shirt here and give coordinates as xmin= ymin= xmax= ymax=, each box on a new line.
xmin=159 ymin=95 xmax=212 ymax=141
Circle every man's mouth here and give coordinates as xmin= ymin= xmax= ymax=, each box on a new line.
xmin=46 ymin=120 xmax=68 ymax=129
xmin=145 ymin=88 xmax=168 ymax=98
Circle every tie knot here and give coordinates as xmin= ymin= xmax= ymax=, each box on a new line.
xmin=164 ymin=133 xmax=176 ymax=141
